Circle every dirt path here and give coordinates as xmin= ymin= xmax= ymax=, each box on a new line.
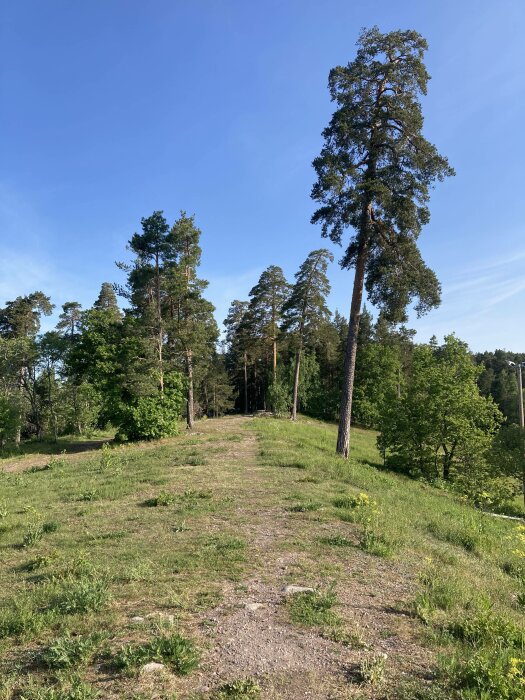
xmin=183 ymin=416 xmax=432 ymax=699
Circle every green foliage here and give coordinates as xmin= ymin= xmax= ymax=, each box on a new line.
xmin=144 ymin=491 xmax=175 ymax=507
xmin=215 ymin=678 xmax=261 ymax=699
xmin=22 ymin=523 xmax=45 ymax=547
xmin=115 ymin=632 xmax=199 ymax=675
xmin=359 ymin=527 xmax=396 ymax=557
xmin=288 ymin=501 xmax=321 ymax=512
xmin=379 ymin=335 xmax=503 ymax=483
xmin=441 ymin=649 xmax=525 ymax=699
xmin=266 ymin=379 xmax=290 ymax=417
xmin=427 ymin=516 xmax=485 ymax=553
xmin=50 ymin=574 xmax=111 ymax=614
xmin=0 ymin=393 xmax=20 ymax=447
xmin=359 ymin=652 xmax=387 ymax=685
xmin=287 ymin=588 xmax=339 ymax=628
xmin=118 ymin=373 xmax=185 ymax=440
xmin=19 ymin=677 xmax=98 ymax=700
xmin=42 ymin=632 xmax=103 ymax=669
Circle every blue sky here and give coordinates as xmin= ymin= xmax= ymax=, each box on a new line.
xmin=1 ymin=0 xmax=524 ymax=351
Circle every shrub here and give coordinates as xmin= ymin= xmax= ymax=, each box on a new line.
xmin=266 ymin=380 xmax=290 ymax=418
xmin=117 ymin=373 xmax=185 ymax=440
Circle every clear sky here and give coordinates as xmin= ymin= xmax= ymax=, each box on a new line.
xmin=1 ymin=0 xmax=524 ymax=351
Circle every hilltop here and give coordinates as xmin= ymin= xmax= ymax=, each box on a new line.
xmin=1 ymin=417 xmax=524 ymax=699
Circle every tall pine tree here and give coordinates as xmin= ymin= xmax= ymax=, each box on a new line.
xmin=282 ymin=249 xmax=333 ymax=421
xmin=311 ymin=27 xmax=454 ymax=457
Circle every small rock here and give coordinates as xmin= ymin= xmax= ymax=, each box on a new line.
xmin=245 ymin=602 xmax=264 ymax=611
xmin=282 ymin=585 xmax=314 ymax=595
xmin=141 ymin=662 xmax=165 ymax=674
xmin=131 ymin=616 xmax=144 ymax=623
xmin=146 ymin=611 xmax=175 ymax=624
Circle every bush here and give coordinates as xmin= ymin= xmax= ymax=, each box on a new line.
xmin=0 ymin=394 xmax=20 ymax=448
xmin=266 ymin=379 xmax=290 ymax=418
xmin=117 ymin=373 xmax=185 ymax=440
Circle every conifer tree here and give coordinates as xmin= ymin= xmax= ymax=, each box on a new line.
xmin=311 ymin=27 xmax=454 ymax=457
xmin=224 ymin=300 xmax=251 ymax=414
xmin=248 ymin=266 xmax=290 ymax=390
xmin=0 ymin=292 xmax=54 ymax=443
xmin=282 ymin=249 xmax=333 ymax=421
xmin=118 ymin=211 xmax=175 ymax=392
xmin=94 ymin=283 xmax=119 ymax=312
xmin=57 ymin=302 xmax=82 ymax=340
xmin=167 ymin=212 xmax=218 ymax=429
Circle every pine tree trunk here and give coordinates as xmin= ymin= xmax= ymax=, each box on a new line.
xmin=15 ymin=367 xmax=23 ymax=446
xmin=336 ymin=235 xmax=368 ymax=458
xmin=243 ymin=352 xmax=248 ymax=415
xmin=290 ymin=348 xmax=301 ymax=421
xmin=186 ymin=349 xmax=194 ymax=429
xmin=155 ymin=253 xmax=164 ymax=394
xmin=272 ymin=338 xmax=277 ymax=383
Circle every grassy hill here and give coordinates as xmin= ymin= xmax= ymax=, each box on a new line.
xmin=1 ymin=416 xmax=524 ymax=699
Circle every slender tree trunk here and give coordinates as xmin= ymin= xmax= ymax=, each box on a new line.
xmin=518 ymin=365 xmax=525 ymax=508
xmin=290 ymin=348 xmax=301 ymax=421
xmin=336 ymin=233 xmax=369 ymax=458
xmin=243 ymin=352 xmax=248 ymax=415
xmin=15 ymin=366 xmax=24 ymax=446
xmin=272 ymin=338 xmax=277 ymax=383
xmin=155 ymin=253 xmax=164 ymax=394
xmin=186 ymin=349 xmax=194 ymax=429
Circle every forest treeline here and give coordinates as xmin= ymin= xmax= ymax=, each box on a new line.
xmin=1 ymin=26 xmax=524 ymax=512
xmin=0 ymin=223 xmax=524 ymax=509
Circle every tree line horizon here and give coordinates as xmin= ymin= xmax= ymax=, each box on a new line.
xmin=1 ymin=27 xmax=524 ymax=510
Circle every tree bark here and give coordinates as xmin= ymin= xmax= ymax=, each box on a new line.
xmin=243 ymin=352 xmax=248 ymax=415
xmin=186 ymin=349 xmax=194 ymax=429
xmin=336 ymin=232 xmax=369 ymax=458
xmin=155 ymin=252 xmax=164 ymax=394
xmin=290 ymin=348 xmax=301 ymax=421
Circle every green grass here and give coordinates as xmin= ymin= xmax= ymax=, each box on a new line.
xmin=114 ymin=631 xmax=199 ymax=675
xmin=2 ymin=414 xmax=524 ymax=699
xmin=253 ymin=416 xmax=525 ymax=698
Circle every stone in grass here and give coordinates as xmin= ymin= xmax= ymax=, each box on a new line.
xmin=131 ymin=616 xmax=144 ymax=623
xmin=282 ymin=585 xmax=314 ymax=595
xmin=146 ymin=611 xmax=175 ymax=624
xmin=245 ymin=602 xmax=265 ymax=611
xmin=141 ymin=662 xmax=166 ymax=674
